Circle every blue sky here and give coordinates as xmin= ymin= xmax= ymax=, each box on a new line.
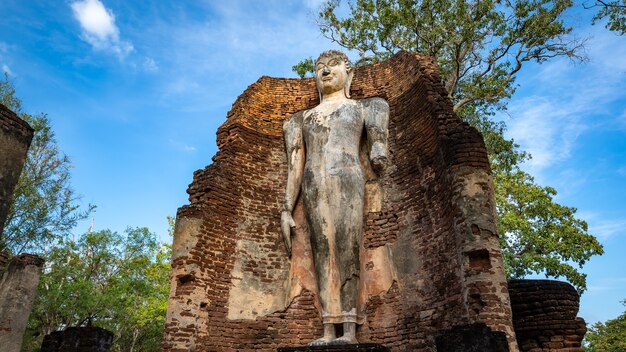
xmin=1 ymin=0 xmax=624 ymax=326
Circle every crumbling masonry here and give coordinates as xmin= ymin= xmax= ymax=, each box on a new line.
xmin=162 ymin=52 xmax=522 ymax=351
xmin=0 ymin=103 xmax=44 ymax=352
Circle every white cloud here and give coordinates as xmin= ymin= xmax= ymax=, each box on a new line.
xmin=2 ymin=64 xmax=12 ymax=76
xmin=70 ymin=0 xmax=133 ymax=58
xmin=148 ymin=0 xmax=341 ymax=112
xmin=503 ymin=25 xmax=626 ymax=179
xmin=590 ymin=29 xmax=626 ymax=72
xmin=618 ymin=165 xmax=626 ymax=176
xmin=143 ymin=57 xmax=158 ymax=72
xmin=555 ymin=168 xmax=590 ymax=195
xmin=168 ymin=139 xmax=197 ymax=153
xmin=586 ymin=277 xmax=626 ymax=293
xmin=618 ymin=108 xmax=626 ymax=130
xmin=506 ymin=96 xmax=588 ymax=177
xmin=304 ymin=0 xmax=326 ymax=10
xmin=589 ymin=218 xmax=626 ymax=241
xmin=578 ymin=212 xmax=626 ymax=242
xmin=0 ymin=42 xmax=12 ymax=76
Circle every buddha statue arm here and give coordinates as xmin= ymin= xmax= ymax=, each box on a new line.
xmin=281 ymin=111 xmax=305 ymax=257
xmin=364 ymin=98 xmax=390 ymax=175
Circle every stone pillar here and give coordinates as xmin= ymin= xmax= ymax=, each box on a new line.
xmin=0 ymin=103 xmax=40 ymax=352
xmin=0 ymin=254 xmax=44 ymax=352
xmin=0 ymin=103 xmax=34 ymax=235
xmin=508 ymin=279 xmax=586 ymax=352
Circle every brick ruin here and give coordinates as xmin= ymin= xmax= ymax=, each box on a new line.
xmin=0 ymin=103 xmax=33 ymax=235
xmin=162 ymin=51 xmax=521 ymax=351
xmin=508 ymin=280 xmax=587 ymax=352
xmin=0 ymin=103 xmax=44 ymax=352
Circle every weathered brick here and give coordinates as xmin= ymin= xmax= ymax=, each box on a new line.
xmin=161 ymin=52 xmax=517 ymax=351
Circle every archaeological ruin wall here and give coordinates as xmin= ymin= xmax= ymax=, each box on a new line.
xmin=509 ymin=280 xmax=587 ymax=352
xmin=162 ymin=52 xmax=518 ymax=351
xmin=0 ymin=103 xmax=41 ymax=352
xmin=0 ymin=103 xmax=33 ymax=235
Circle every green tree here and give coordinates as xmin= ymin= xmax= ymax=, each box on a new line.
xmin=297 ymin=0 xmax=603 ymax=291
xmin=585 ymin=300 xmax=626 ymax=351
xmin=587 ymin=0 xmax=626 ymax=34
xmin=22 ymin=227 xmax=171 ymax=352
xmin=292 ymin=57 xmax=316 ymax=78
xmin=0 ymin=74 xmax=92 ymax=255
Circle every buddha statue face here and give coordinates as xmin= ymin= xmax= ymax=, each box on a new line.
xmin=315 ymin=50 xmax=353 ymax=99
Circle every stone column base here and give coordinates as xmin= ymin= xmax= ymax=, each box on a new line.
xmin=278 ymin=343 xmax=390 ymax=352
xmin=435 ymin=323 xmax=510 ymax=352
xmin=41 ymin=327 xmax=113 ymax=352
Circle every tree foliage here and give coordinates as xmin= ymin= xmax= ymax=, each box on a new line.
xmin=0 ymin=74 xmax=92 ymax=255
xmin=306 ymin=0 xmax=586 ymax=115
xmin=2 ymin=70 xmax=171 ymax=352
xmin=297 ymin=0 xmax=603 ymax=291
xmin=292 ymin=57 xmax=316 ymax=78
xmin=22 ymin=227 xmax=171 ymax=352
xmin=495 ymin=169 xmax=603 ymax=289
xmin=585 ymin=300 xmax=626 ymax=351
xmin=587 ymin=0 xmax=626 ymax=34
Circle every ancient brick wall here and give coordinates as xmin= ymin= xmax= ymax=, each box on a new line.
xmin=509 ymin=280 xmax=586 ymax=352
xmin=0 ymin=103 xmax=33 ymax=235
xmin=162 ymin=52 xmax=517 ymax=351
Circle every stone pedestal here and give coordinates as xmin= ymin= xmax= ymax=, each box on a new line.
xmin=41 ymin=327 xmax=113 ymax=352
xmin=435 ymin=323 xmax=509 ymax=352
xmin=278 ymin=343 xmax=390 ymax=352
